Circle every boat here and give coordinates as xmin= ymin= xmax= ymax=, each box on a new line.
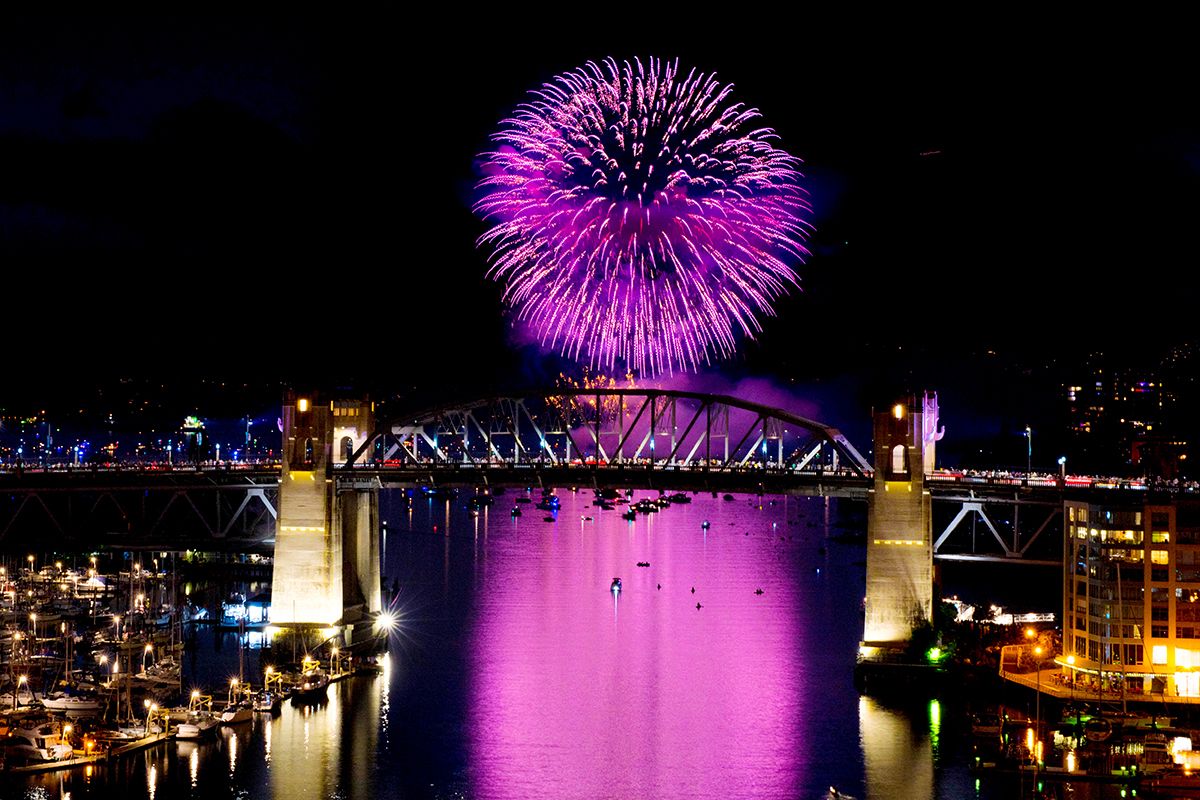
xmin=176 ymin=712 xmax=221 ymax=739
xmin=219 ymin=701 xmax=253 ymax=725
xmin=40 ymin=692 xmax=103 ymax=713
xmin=622 ymin=511 xmax=637 ymax=521
xmin=5 ymin=722 xmax=73 ymax=763
xmin=253 ymin=690 xmax=282 ymax=714
xmin=510 ymin=507 xmax=522 ymax=517
xmin=668 ymin=492 xmax=692 ymax=504
xmin=535 ymin=496 xmax=560 ymax=511
xmin=611 ymin=578 xmax=622 ymax=593
xmin=970 ymin=712 xmax=1003 ymax=738
xmin=293 ymin=666 xmax=330 ymax=700
xmin=134 ymin=656 xmax=182 ymax=686
xmin=1140 ymin=732 xmax=1175 ymax=775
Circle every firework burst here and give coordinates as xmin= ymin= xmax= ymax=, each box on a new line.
xmin=474 ymin=56 xmax=811 ymax=376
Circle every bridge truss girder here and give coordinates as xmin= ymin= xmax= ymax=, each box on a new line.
xmin=932 ymin=491 xmax=1062 ymax=563
xmin=349 ymin=389 xmax=873 ymax=480
xmin=0 ymin=482 xmax=278 ymax=544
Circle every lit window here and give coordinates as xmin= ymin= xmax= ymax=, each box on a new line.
xmin=1152 ymin=550 xmax=1170 ymax=565
xmin=1153 ymin=645 xmax=1168 ymax=665
xmin=891 ymin=444 xmax=906 ymax=474
xmin=1153 ymin=532 xmax=1171 ymax=543
xmin=1179 ymin=648 xmax=1200 ymax=668
xmin=1176 ymin=672 xmax=1200 ymax=698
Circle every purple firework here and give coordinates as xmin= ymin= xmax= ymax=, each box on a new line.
xmin=474 ymin=57 xmax=811 ymax=376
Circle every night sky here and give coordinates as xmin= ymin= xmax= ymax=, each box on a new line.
xmin=3 ymin=16 xmax=1197 ymax=441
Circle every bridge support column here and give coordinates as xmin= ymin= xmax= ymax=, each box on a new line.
xmin=862 ymin=394 xmax=943 ymax=648
xmin=271 ymin=394 xmax=379 ymax=627
xmin=339 ymin=486 xmax=381 ymax=615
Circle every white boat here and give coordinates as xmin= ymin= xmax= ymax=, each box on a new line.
xmin=6 ymin=723 xmax=74 ymax=762
xmin=176 ymin=712 xmax=221 ymax=739
xmin=41 ymin=692 xmax=103 ymax=713
xmin=219 ymin=701 xmax=253 ymax=725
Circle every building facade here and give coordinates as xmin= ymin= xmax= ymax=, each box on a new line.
xmin=1064 ymin=499 xmax=1200 ymax=697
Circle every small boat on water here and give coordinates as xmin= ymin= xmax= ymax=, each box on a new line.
xmin=176 ymin=712 xmax=220 ymax=739
xmin=293 ymin=667 xmax=330 ymax=700
xmin=219 ymin=701 xmax=253 ymax=725
xmin=253 ymin=690 xmax=282 ymax=714
xmin=41 ymin=692 xmax=103 ymax=713
xmin=611 ymin=578 xmax=622 ymax=593
xmin=5 ymin=723 xmax=73 ymax=763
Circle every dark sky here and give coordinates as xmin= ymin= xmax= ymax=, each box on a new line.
xmin=2 ymin=15 xmax=1197 ymax=410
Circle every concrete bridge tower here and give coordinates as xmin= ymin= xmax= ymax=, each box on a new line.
xmin=862 ymin=393 xmax=944 ymax=647
xmin=271 ymin=393 xmax=381 ymax=627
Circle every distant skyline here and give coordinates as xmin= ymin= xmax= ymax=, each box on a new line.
xmin=3 ymin=17 xmax=1197 ymax=417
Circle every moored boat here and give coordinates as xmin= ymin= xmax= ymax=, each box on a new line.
xmin=41 ymin=692 xmax=103 ymax=713
xmin=219 ymin=701 xmax=253 ymax=725
xmin=293 ymin=666 xmax=330 ymax=700
xmin=253 ymin=690 xmax=282 ymax=714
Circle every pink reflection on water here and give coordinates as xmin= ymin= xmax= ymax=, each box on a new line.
xmin=469 ymin=494 xmax=805 ymax=799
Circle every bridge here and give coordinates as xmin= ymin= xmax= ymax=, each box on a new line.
xmin=0 ymin=388 xmax=1178 ymax=647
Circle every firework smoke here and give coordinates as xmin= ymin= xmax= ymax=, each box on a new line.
xmin=475 ymin=57 xmax=811 ymax=376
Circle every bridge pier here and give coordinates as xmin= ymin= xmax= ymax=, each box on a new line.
xmin=271 ymin=394 xmax=380 ymax=627
xmin=861 ymin=394 xmax=943 ymax=649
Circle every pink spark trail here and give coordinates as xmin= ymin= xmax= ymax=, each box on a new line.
xmin=474 ymin=57 xmax=812 ymax=377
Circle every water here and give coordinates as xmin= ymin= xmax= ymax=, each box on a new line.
xmin=4 ymin=491 xmax=1119 ymax=799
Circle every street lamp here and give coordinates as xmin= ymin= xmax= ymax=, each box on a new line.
xmin=143 ymin=644 xmax=154 ymax=673
xmin=15 ymin=674 xmax=27 ymax=708
xmin=1058 ymin=456 xmax=1067 ymax=482
xmin=1032 ymin=645 xmax=1052 ymax=766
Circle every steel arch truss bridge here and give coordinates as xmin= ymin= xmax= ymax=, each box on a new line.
xmin=346 ymin=389 xmax=872 ymax=492
xmin=0 ymin=473 xmax=279 ymax=546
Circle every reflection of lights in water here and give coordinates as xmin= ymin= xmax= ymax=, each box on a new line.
xmin=928 ymin=699 xmax=940 ymax=762
xmin=860 ymin=695 xmax=934 ymax=799
xmin=381 ymin=652 xmax=391 ymax=738
xmin=1026 ymin=727 xmax=1034 ymax=753
xmin=190 ymin=746 xmax=199 ymax=787
xmin=229 ymin=730 xmax=238 ymax=774
xmin=264 ymin=716 xmax=272 ymax=764
xmin=147 ymin=764 xmax=157 ymax=800
xmin=85 ymin=765 xmax=93 ymax=780
xmin=1066 ymin=749 xmax=1076 ymax=773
